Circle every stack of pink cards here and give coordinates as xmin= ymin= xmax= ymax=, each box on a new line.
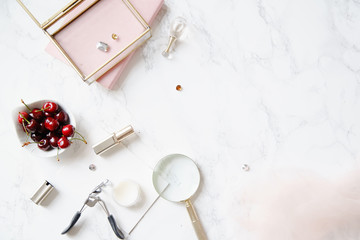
xmin=46 ymin=0 xmax=164 ymax=89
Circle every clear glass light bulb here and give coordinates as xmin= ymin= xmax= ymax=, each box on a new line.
xmin=162 ymin=17 xmax=187 ymax=58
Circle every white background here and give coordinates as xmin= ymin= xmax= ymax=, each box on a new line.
xmin=1 ymin=0 xmax=360 ymax=239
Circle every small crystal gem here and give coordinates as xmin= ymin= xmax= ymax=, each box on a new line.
xmin=242 ymin=164 xmax=250 ymax=171
xmin=96 ymin=42 xmax=109 ymax=52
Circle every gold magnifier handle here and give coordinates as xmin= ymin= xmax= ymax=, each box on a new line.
xmin=185 ymin=199 xmax=207 ymax=240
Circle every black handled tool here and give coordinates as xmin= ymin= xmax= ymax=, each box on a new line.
xmin=61 ymin=211 xmax=81 ymax=234
xmin=61 ymin=180 xmax=125 ymax=239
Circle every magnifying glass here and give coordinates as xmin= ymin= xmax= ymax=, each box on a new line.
xmin=152 ymin=154 xmax=207 ymax=240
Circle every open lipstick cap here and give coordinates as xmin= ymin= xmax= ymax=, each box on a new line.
xmin=31 ymin=180 xmax=54 ymax=205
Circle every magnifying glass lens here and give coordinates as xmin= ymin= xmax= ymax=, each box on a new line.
xmin=153 ymin=154 xmax=200 ymax=202
xmin=152 ymin=154 xmax=207 ymax=240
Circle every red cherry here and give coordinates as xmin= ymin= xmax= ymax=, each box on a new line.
xmin=62 ymin=125 xmax=74 ymax=137
xmin=58 ymin=136 xmax=70 ymax=149
xmin=18 ymin=112 xmax=30 ymax=124
xmin=44 ymin=111 xmax=54 ymax=118
xmin=43 ymin=102 xmax=58 ymax=113
xmin=44 ymin=117 xmax=59 ymax=131
xmin=37 ymin=122 xmax=48 ymax=134
xmin=26 ymin=119 xmax=39 ymax=132
xmin=29 ymin=108 xmax=44 ymax=120
xmin=55 ymin=127 xmax=63 ymax=137
xmin=46 ymin=131 xmax=57 ymax=138
xmin=38 ymin=138 xmax=51 ymax=151
xmin=31 ymin=133 xmax=44 ymax=142
xmin=49 ymin=136 xmax=59 ymax=148
xmin=55 ymin=111 xmax=69 ymax=124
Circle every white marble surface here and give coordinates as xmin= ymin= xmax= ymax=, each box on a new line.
xmin=1 ymin=0 xmax=360 ymax=239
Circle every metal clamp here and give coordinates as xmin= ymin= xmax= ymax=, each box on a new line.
xmin=61 ymin=180 xmax=125 ymax=239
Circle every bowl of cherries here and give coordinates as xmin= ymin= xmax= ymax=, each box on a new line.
xmin=14 ymin=99 xmax=87 ymax=160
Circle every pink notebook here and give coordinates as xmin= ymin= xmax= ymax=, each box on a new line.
xmin=45 ymin=0 xmax=163 ymax=89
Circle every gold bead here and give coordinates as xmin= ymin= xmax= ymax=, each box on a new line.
xmin=112 ymin=33 xmax=119 ymax=40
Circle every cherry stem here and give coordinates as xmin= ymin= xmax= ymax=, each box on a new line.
xmin=69 ymin=137 xmax=87 ymax=144
xmin=21 ymin=126 xmax=36 ymax=146
xmin=22 ymin=141 xmax=39 ymax=147
xmin=22 ymin=121 xmax=29 ymax=136
xmin=57 ymin=147 xmax=60 ymax=161
xmin=18 ymin=112 xmax=30 ymax=124
xmin=21 ymin=99 xmax=32 ymax=111
xmin=75 ymin=131 xmax=87 ymax=144
xmin=39 ymin=106 xmax=51 ymax=112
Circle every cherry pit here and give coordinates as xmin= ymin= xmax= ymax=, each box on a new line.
xmin=18 ymin=99 xmax=87 ymax=160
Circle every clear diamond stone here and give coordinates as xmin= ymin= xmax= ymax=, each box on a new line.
xmin=96 ymin=42 xmax=109 ymax=52
xmin=242 ymin=164 xmax=250 ymax=171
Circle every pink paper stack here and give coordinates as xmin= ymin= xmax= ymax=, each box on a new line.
xmin=46 ymin=0 xmax=164 ymax=89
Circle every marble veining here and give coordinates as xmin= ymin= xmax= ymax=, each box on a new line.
xmin=1 ymin=0 xmax=360 ymax=239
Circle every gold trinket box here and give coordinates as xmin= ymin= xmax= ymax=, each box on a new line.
xmin=17 ymin=0 xmax=151 ymax=84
